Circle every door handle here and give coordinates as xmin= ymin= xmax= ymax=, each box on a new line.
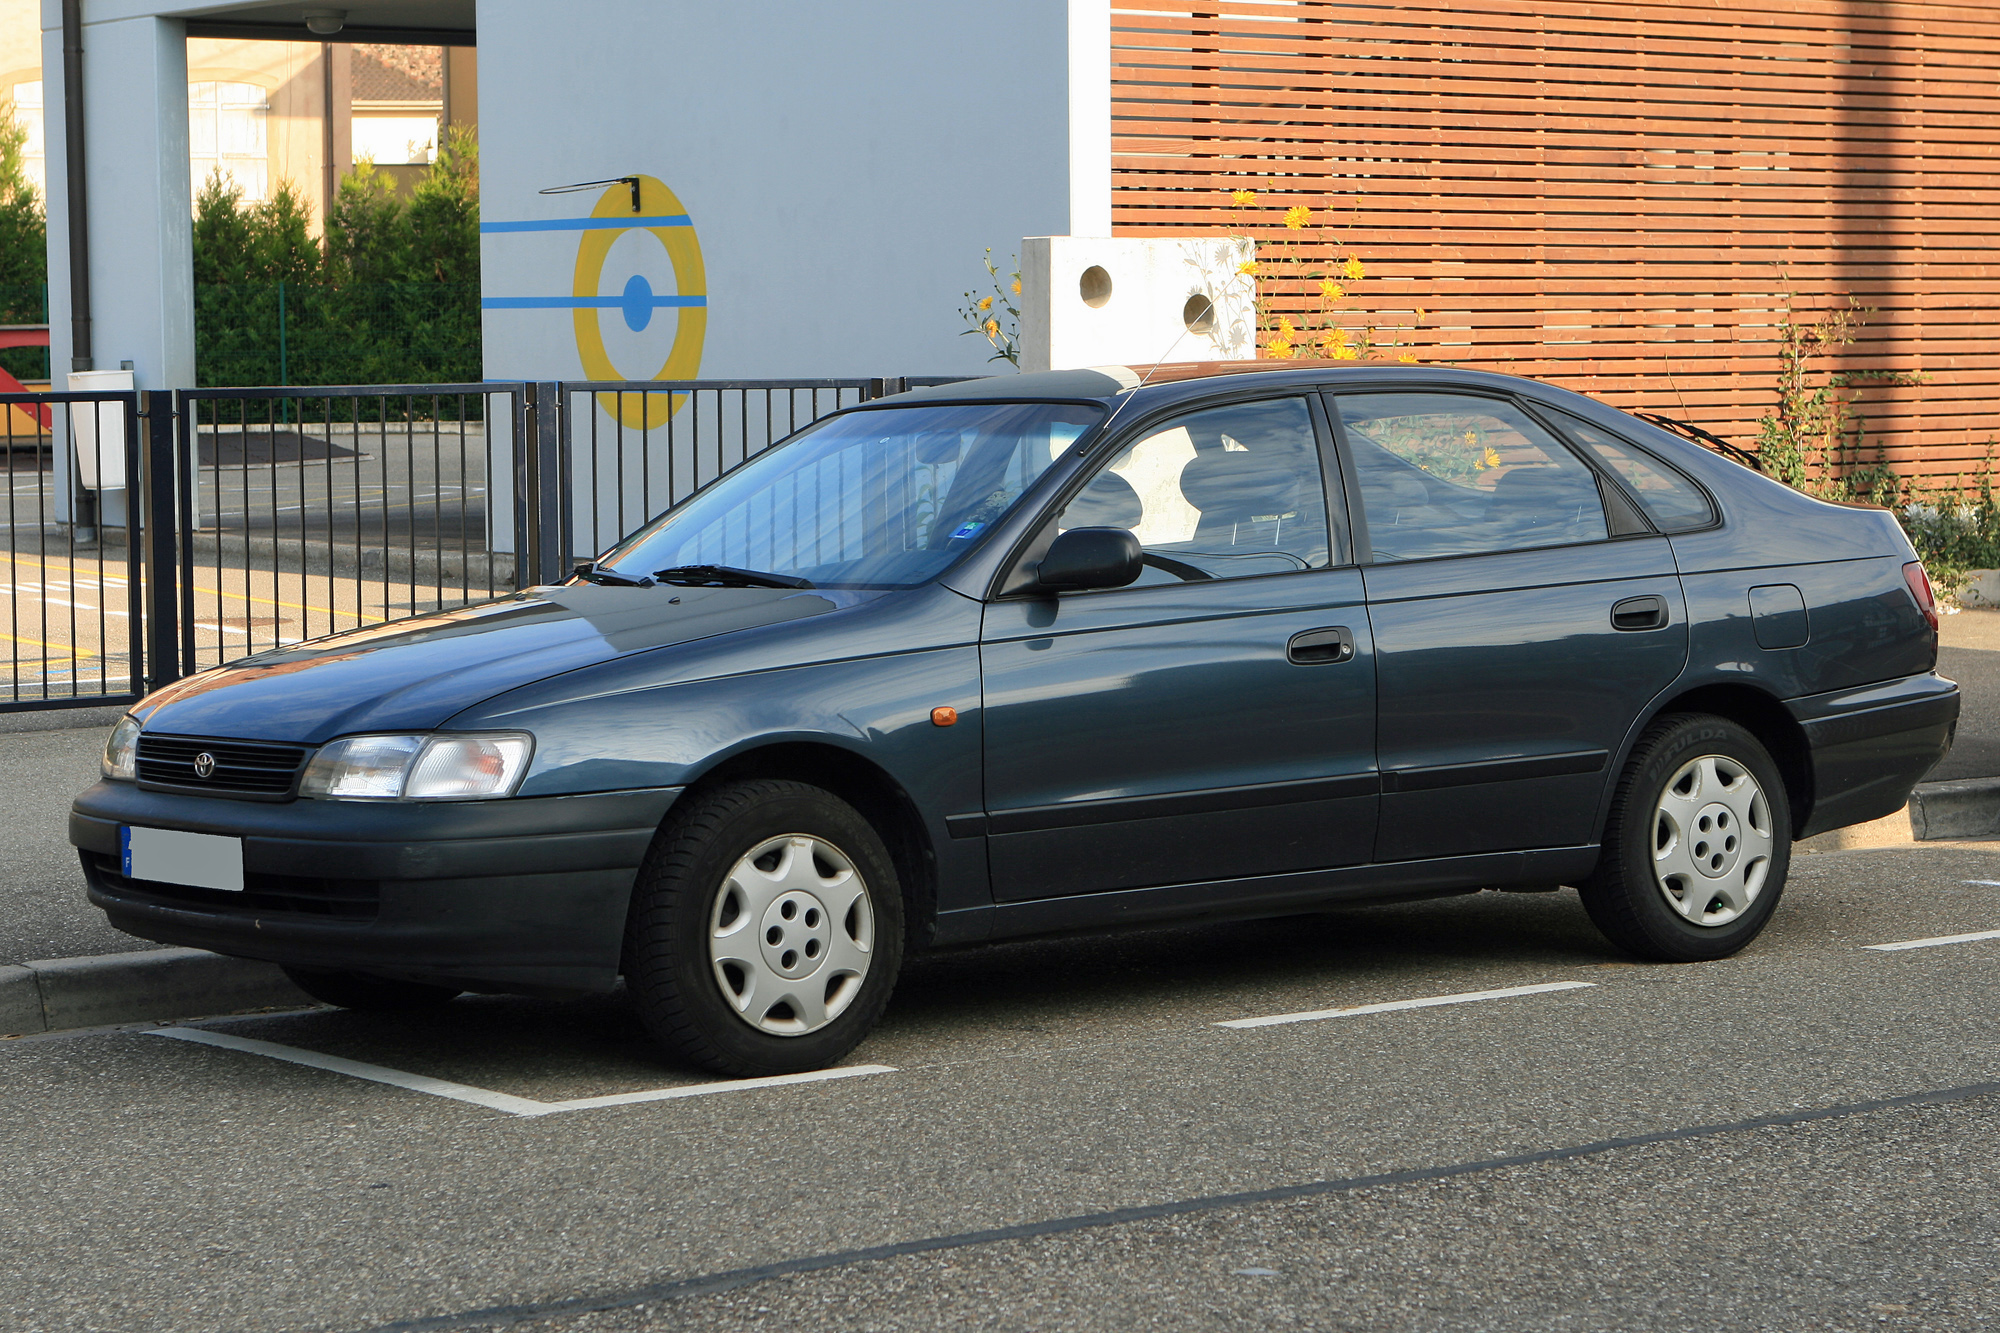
xmin=1610 ymin=595 xmax=1669 ymax=631
xmin=1288 ymin=626 xmax=1355 ymax=664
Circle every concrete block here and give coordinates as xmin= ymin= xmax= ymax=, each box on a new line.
xmin=1020 ymin=235 xmax=1256 ymax=372
xmin=0 ymin=964 xmax=44 ymax=1036
xmin=1910 ymin=778 xmax=2000 ymax=841
xmin=21 ymin=947 xmax=309 ymax=1032
xmin=1954 ymin=569 xmax=2000 ymax=609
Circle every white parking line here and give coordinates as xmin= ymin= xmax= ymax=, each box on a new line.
xmin=1863 ymin=929 xmax=2000 ymax=952
xmin=149 ymin=1027 xmax=895 ymax=1116
xmin=1216 ymin=980 xmax=1597 ymax=1030
xmin=1962 ymin=881 xmax=2000 ymax=888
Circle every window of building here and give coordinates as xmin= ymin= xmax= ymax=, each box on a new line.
xmin=189 ymin=81 xmax=270 ymax=201
xmin=9 ymin=81 xmax=42 ymax=198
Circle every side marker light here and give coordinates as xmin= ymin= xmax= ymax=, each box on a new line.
xmin=931 ymin=707 xmax=958 ymax=727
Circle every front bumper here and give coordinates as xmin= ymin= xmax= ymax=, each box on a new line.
xmin=70 ymin=781 xmax=682 ymax=995
xmin=1789 ymin=671 xmax=1958 ymax=838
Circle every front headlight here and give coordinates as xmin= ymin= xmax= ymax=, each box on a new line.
xmin=300 ymin=732 xmax=533 ymax=800
xmin=103 ymin=715 xmax=141 ymax=781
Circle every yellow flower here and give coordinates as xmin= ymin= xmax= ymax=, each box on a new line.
xmin=1277 ymin=316 xmax=1296 ymax=336
xmin=1266 ymin=341 xmax=1297 ymax=360
xmin=1343 ymin=257 xmax=1366 ymax=281
xmin=1333 ymin=346 xmax=1359 ymax=361
xmin=1318 ymin=327 xmax=1348 ymax=354
xmin=1481 ymin=446 xmax=1502 ymax=469
xmin=1318 ymin=279 xmax=1344 ymax=300
xmin=978 ymin=296 xmax=993 ymax=312
xmin=1012 ymin=278 xmax=1021 ymax=295
xmin=1284 ymin=205 xmax=1312 ymax=231
xmin=1414 ymin=309 xmax=1427 ymax=322
xmin=1231 ymin=189 xmax=1257 ymax=206
xmin=1238 ymin=260 xmax=1260 ymax=276
xmin=984 ymin=319 xmax=1000 ymax=338
xmin=1463 ymin=428 xmax=1479 ymax=446
xmin=1397 ymin=352 xmax=1418 ymax=364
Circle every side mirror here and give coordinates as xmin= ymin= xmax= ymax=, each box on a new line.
xmin=1036 ymin=527 xmax=1143 ymax=592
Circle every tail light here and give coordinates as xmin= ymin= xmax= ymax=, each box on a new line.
xmin=1903 ymin=561 xmax=1940 ymax=632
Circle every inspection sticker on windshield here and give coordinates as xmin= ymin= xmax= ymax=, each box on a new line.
xmin=949 ymin=520 xmax=984 ymax=540
xmin=122 ymin=827 xmax=244 ymax=893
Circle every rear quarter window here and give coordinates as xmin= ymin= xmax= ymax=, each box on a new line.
xmin=1549 ymin=411 xmax=1716 ymax=532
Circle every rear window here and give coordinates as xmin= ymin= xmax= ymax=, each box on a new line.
xmin=1551 ymin=412 xmax=1716 ymax=532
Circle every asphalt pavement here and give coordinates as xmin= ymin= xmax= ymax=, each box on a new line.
xmin=5 ymin=843 xmax=2000 ymax=1331
xmin=0 ymin=716 xmax=143 ymax=963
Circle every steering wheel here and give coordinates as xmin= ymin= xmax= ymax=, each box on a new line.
xmin=1142 ymin=552 xmax=1214 ymax=582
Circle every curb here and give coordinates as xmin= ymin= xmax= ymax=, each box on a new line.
xmin=1910 ymin=777 xmax=2000 ymax=842
xmin=0 ymin=947 xmax=310 ymax=1037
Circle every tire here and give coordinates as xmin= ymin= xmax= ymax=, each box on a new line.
xmin=624 ymin=779 xmax=905 ymax=1077
xmin=282 ymin=966 xmax=462 ymax=1012
xmin=1579 ymin=713 xmax=1792 ymax=962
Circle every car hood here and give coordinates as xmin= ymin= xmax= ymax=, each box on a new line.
xmin=131 ymin=584 xmax=856 ymax=743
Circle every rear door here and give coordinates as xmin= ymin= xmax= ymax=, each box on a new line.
xmin=1327 ymin=390 xmax=1688 ymax=861
xmin=979 ymin=395 xmax=1378 ymax=901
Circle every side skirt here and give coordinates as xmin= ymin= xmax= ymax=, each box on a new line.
xmin=932 ymin=846 xmax=1601 ymax=947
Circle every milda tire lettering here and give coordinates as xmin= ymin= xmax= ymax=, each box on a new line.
xmin=1580 ymin=713 xmax=1792 ymax=963
xmin=624 ymin=779 xmax=905 ymax=1077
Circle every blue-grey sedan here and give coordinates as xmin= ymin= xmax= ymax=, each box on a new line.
xmin=71 ymin=364 xmax=1957 ymax=1074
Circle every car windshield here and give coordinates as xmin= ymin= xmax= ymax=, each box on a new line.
xmin=594 ymin=401 xmax=1102 ymax=589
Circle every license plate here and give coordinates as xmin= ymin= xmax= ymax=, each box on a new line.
xmin=122 ymin=826 xmax=245 ymax=893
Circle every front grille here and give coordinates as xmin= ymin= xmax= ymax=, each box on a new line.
xmin=137 ymin=734 xmax=310 ymax=798
xmin=86 ymin=852 xmax=379 ymax=921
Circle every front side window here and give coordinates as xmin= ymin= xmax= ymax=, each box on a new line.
xmin=1054 ymin=396 xmax=1332 ymax=582
xmin=596 ymin=402 xmax=1100 ymax=589
xmin=1335 ymin=393 xmax=1609 ymax=561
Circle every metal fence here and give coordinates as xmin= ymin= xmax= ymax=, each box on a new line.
xmin=0 ymin=389 xmax=143 ymax=710
xmin=0 ymin=374 xmax=977 ymax=710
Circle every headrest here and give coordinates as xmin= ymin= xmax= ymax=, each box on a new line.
xmin=1064 ymin=468 xmax=1144 ymax=530
xmin=1365 ymin=470 xmax=1429 ymax=508
xmin=1491 ymin=465 xmax=1592 ymax=501
xmin=1178 ymin=450 xmax=1303 ymax=520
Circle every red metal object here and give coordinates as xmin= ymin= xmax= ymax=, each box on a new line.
xmin=0 ymin=324 xmax=51 ymax=429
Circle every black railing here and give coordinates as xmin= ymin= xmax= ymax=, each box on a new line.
xmin=0 ymin=374 xmax=985 ymax=710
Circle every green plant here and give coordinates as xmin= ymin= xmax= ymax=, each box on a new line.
xmin=0 ymin=97 xmax=46 ymax=383
xmin=1753 ymin=285 xmax=1924 ymax=500
xmin=958 ymin=249 xmax=1020 ymax=366
xmin=1225 ymin=189 xmax=1420 ymax=362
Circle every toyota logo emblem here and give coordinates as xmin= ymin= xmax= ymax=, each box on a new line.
xmin=192 ymin=753 xmax=217 ymax=779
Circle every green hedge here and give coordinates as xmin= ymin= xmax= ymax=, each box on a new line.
xmin=195 ymin=280 xmax=479 ymax=387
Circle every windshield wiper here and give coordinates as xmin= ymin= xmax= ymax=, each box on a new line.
xmin=571 ymin=561 xmax=654 ymax=587
xmin=652 ymin=564 xmax=815 ymax=590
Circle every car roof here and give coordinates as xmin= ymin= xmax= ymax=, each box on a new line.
xmin=887 ymin=361 xmax=1577 ymax=412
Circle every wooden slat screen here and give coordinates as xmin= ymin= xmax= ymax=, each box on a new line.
xmin=1110 ymin=0 xmax=2000 ymax=484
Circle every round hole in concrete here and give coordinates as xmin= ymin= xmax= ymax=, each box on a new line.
xmin=1183 ymin=292 xmax=1217 ymax=334
xmin=1079 ymin=266 xmax=1113 ymax=308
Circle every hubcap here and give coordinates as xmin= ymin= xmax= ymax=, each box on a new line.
xmin=1652 ymin=754 xmax=1775 ymax=927
xmin=709 ymin=834 xmax=874 ymax=1036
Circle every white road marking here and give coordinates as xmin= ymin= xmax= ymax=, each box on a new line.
xmin=1864 ymin=929 xmax=2000 ymax=952
xmin=1961 ymin=881 xmax=2000 ymax=888
xmin=1216 ymin=980 xmax=1597 ymax=1029
xmin=149 ymin=1027 xmax=894 ymax=1115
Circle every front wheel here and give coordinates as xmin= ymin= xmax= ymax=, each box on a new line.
xmin=624 ymin=779 xmax=904 ymax=1076
xmin=1579 ymin=713 xmax=1791 ymax=962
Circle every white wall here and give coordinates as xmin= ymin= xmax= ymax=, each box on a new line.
xmin=477 ymin=0 xmax=1105 ymax=385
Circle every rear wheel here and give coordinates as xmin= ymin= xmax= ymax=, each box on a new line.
xmin=281 ymin=966 xmax=461 ymax=1012
xmin=624 ymin=779 xmax=904 ymax=1076
xmin=1580 ymin=713 xmax=1790 ymax=962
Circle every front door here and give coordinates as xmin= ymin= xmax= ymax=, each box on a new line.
xmin=980 ymin=395 xmax=1378 ymax=902
xmin=1328 ymin=390 xmax=1689 ymax=861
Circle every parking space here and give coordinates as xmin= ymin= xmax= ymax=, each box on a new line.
xmin=6 ymin=844 xmax=2000 ymax=1330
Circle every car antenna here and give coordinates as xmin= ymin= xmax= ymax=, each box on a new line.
xmin=1094 ymin=293 xmax=1210 ymax=438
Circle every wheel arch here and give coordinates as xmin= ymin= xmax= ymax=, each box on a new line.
xmin=667 ymin=740 xmax=940 ymax=949
xmin=1605 ymin=683 xmax=1814 ymax=840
